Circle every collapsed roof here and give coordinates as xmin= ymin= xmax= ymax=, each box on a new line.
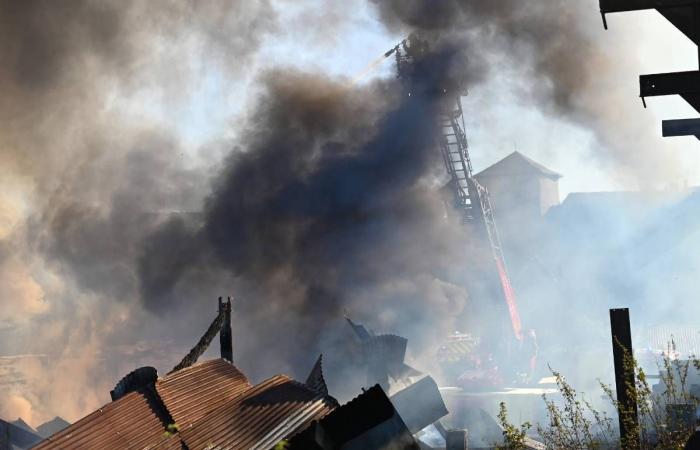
xmin=32 ymin=359 xmax=337 ymax=450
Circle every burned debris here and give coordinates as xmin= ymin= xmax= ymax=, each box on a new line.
xmin=27 ymin=302 xmax=463 ymax=450
xmin=288 ymin=385 xmax=420 ymax=450
xmin=0 ymin=417 xmax=69 ymax=450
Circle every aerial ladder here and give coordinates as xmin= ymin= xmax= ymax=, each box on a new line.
xmin=390 ymin=36 xmax=524 ymax=344
xmin=438 ymin=100 xmax=523 ymax=342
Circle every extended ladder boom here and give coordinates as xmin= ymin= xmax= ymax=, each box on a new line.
xmin=392 ymin=35 xmax=524 ymax=342
xmin=438 ymin=100 xmax=523 ymax=342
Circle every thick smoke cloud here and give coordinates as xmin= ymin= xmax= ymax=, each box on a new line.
xmin=368 ymin=0 xmax=685 ymax=186
xmin=2 ymin=0 xmax=697 ymax=429
xmin=137 ymin=65 xmax=474 ymax=392
xmin=0 ymin=0 xmax=275 ymax=424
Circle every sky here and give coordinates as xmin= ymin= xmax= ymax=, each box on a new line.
xmin=0 ymin=0 xmax=699 ymax=427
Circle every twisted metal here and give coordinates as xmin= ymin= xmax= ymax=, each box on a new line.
xmin=168 ymin=306 xmax=226 ymax=375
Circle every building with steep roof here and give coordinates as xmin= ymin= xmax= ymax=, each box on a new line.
xmin=472 ymin=151 xmax=562 ymax=262
xmin=475 ymin=151 xmax=562 ymax=220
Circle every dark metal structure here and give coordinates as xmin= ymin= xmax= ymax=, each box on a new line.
xmin=600 ymin=0 xmax=700 ymax=139
xmin=169 ymin=297 xmax=233 ymax=374
xmin=345 ymin=316 xmax=422 ymax=389
xmin=663 ymin=117 xmax=700 ymax=136
xmin=288 ymin=385 xmax=421 ymax=450
xmin=219 ymin=297 xmax=233 ymax=363
xmin=305 ymin=354 xmax=332 ymax=398
xmin=610 ymin=308 xmax=640 ymax=449
xmin=34 ymin=359 xmax=339 ymax=450
xmin=392 ymin=37 xmax=524 ymax=343
xmin=446 ymin=429 xmax=468 ymax=450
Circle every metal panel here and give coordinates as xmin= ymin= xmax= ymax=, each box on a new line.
xmin=219 ymin=297 xmax=233 ymax=363
xmin=600 ymin=0 xmax=700 ymax=45
xmin=640 ymin=71 xmax=700 ymax=97
xmin=156 ymin=358 xmax=251 ymax=427
xmin=32 ymin=359 xmax=338 ymax=450
xmin=658 ymin=6 xmax=700 ymax=45
xmin=290 ymin=385 xmax=420 ymax=450
xmin=171 ymin=375 xmax=334 ymax=450
xmin=662 ymin=118 xmax=700 ymax=138
xmin=389 ymin=376 xmax=448 ymax=433
xmin=601 ymin=0 xmax=700 ymax=13
xmin=446 ymin=429 xmax=468 ymax=450
xmin=32 ymin=390 xmax=173 ymax=450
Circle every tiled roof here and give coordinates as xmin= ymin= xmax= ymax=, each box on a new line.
xmin=32 ymin=359 xmax=336 ymax=450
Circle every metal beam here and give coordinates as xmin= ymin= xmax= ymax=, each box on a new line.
xmin=662 ymin=118 xmax=700 ymax=138
xmin=601 ymin=0 xmax=700 ymax=13
xmin=219 ymin=297 xmax=233 ymax=363
xmin=600 ymin=0 xmax=700 ymax=46
xmin=640 ymin=71 xmax=700 ymax=98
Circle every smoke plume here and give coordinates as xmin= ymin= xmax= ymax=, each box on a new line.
xmin=1 ymin=0 xmax=698 ymax=428
xmin=0 ymin=0 xmax=275 ymax=424
xmin=368 ymin=0 xmax=685 ymax=185
xmin=137 ymin=63 xmax=475 ymax=392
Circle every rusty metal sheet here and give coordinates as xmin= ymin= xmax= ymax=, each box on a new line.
xmin=173 ymin=375 xmax=335 ymax=450
xmin=32 ymin=390 xmax=172 ymax=450
xmin=32 ymin=359 xmax=335 ymax=450
xmin=156 ymin=358 xmax=251 ymax=428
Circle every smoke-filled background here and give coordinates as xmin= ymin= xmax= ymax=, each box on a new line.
xmin=1 ymin=0 xmax=699 ymax=426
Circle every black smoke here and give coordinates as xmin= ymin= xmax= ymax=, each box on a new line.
xmin=367 ymin=0 xmax=690 ymax=184
xmin=0 ymin=0 xmax=277 ymax=422
xmin=137 ymin=61 xmax=475 ymax=390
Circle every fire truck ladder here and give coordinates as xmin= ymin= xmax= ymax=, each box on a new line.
xmin=438 ymin=100 xmax=524 ymax=341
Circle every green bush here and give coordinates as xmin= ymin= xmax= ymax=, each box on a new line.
xmin=497 ymin=343 xmax=699 ymax=450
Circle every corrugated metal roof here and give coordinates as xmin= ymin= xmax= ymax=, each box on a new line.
xmin=175 ymin=375 xmax=334 ymax=450
xmin=32 ymin=389 xmax=173 ymax=450
xmin=31 ymin=359 xmax=336 ymax=450
xmin=156 ymin=358 xmax=251 ymax=427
